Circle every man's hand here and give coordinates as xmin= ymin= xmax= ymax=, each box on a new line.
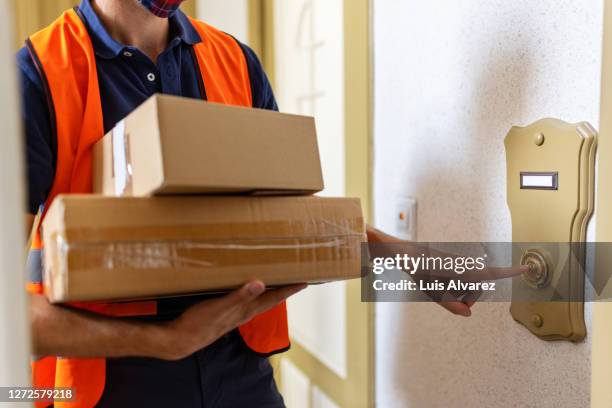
xmin=157 ymin=281 xmax=306 ymax=360
xmin=31 ymin=281 xmax=306 ymax=359
xmin=438 ymin=299 xmax=477 ymax=317
xmin=365 ymin=224 xmax=526 ymax=317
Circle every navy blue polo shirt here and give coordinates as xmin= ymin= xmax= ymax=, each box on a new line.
xmin=17 ymin=0 xmax=278 ymax=215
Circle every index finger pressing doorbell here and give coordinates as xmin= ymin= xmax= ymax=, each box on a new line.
xmin=505 ymin=118 xmax=597 ymax=342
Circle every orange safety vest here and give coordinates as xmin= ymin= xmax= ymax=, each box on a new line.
xmin=26 ymin=8 xmax=289 ymax=408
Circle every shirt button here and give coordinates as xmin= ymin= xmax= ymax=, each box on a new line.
xmin=147 ymin=73 xmax=156 ymax=82
xmin=123 ymin=51 xmax=133 ymax=57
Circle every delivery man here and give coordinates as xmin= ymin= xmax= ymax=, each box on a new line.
xmin=18 ymin=0 xmax=482 ymax=407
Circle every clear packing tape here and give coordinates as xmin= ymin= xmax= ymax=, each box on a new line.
xmin=43 ymin=217 xmax=365 ymax=303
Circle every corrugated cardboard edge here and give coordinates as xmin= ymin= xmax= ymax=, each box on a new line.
xmin=309 ymin=116 xmax=325 ymax=190
xmin=41 ymin=197 xmax=68 ymax=303
xmin=92 ymin=131 xmax=115 ymax=195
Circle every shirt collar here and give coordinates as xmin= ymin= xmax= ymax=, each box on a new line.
xmin=78 ymin=0 xmax=202 ymax=60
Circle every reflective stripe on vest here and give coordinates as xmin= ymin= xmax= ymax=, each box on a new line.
xmin=26 ymin=9 xmax=289 ymax=408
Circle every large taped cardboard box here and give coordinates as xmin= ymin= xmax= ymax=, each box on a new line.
xmin=42 ymin=195 xmax=364 ymax=303
xmin=93 ymin=94 xmax=324 ymax=196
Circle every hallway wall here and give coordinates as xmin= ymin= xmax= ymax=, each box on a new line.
xmin=197 ymin=0 xmax=248 ymax=43
xmin=373 ymin=1 xmax=603 ymax=407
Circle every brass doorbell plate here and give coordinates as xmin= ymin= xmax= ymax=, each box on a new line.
xmin=505 ymin=118 xmax=597 ymax=342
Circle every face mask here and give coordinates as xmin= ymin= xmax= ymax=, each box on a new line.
xmin=138 ymin=0 xmax=187 ymax=18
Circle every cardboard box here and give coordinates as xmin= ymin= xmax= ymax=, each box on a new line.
xmin=93 ymin=94 xmax=324 ymax=196
xmin=42 ymin=195 xmax=364 ymax=303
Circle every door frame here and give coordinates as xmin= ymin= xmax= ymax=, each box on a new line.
xmin=592 ymin=1 xmax=612 ymax=407
xmin=248 ymin=0 xmax=374 ymax=406
xmin=2 ymin=0 xmax=31 ymax=389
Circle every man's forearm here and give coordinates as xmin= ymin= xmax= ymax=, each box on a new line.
xmin=366 ymin=224 xmax=429 ymax=258
xmin=30 ymin=294 xmax=173 ymax=359
xmin=366 ymin=224 xmax=404 ymax=244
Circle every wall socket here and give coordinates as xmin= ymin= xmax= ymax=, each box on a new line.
xmin=395 ymin=197 xmax=417 ymax=241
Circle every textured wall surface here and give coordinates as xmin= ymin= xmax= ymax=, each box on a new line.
xmin=373 ymin=1 xmax=603 ymax=407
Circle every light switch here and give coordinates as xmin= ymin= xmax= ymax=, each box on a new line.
xmin=395 ymin=197 xmax=417 ymax=241
xmin=505 ymin=118 xmax=597 ymax=342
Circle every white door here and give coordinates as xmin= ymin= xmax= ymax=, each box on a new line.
xmin=273 ymin=0 xmax=373 ymax=406
xmin=274 ymin=0 xmax=348 ymax=383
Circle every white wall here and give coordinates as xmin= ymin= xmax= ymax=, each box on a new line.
xmin=197 ymin=0 xmax=248 ymax=43
xmin=374 ymin=1 xmax=603 ymax=407
xmin=0 ymin=0 xmax=31 ymax=398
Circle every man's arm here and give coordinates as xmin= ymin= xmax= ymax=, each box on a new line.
xmin=29 ymin=280 xmax=304 ymax=360
xmin=237 ymin=42 xmax=278 ymax=112
xmin=366 ymin=224 xmax=525 ymax=317
xmin=366 ymin=225 xmax=475 ymax=316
